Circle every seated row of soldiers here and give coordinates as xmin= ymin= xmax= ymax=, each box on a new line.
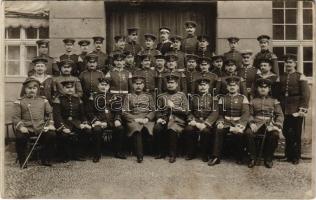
xmin=13 ymin=46 xmax=310 ymax=169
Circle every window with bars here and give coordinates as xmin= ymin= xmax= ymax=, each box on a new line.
xmin=272 ymin=1 xmax=314 ymax=79
xmin=5 ymin=27 xmax=49 ymax=76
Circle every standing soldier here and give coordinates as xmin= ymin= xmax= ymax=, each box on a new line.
xmin=13 ymin=78 xmax=56 ymax=168
xmin=154 ymin=54 xmax=167 ymax=94
xmin=255 ymin=58 xmax=278 ymax=98
xmin=59 ymin=38 xmax=80 ymax=77
xmin=185 ymin=54 xmax=199 ymax=95
xmin=223 ymin=37 xmax=243 ymax=68
xmin=133 ymin=54 xmax=156 ymax=94
xmin=77 ymin=40 xmax=91 ymax=74
xmin=182 ymin=20 xmax=198 ymax=54
xmin=157 ymin=27 xmax=172 ymax=55
xmin=279 ymin=54 xmax=310 ymax=165
xmin=196 ymin=35 xmax=214 ymax=58
xmin=124 ymin=51 xmax=138 ymax=72
xmin=253 ymin=35 xmax=279 ymax=76
xmin=154 ymin=73 xmax=189 ymax=163
xmin=211 ymin=54 xmax=225 ymax=77
xmin=238 ymin=50 xmax=257 ymax=100
xmin=78 ymin=53 xmax=104 ymax=103
xmin=91 ymin=36 xmax=109 ymax=73
xmin=138 ymin=33 xmax=161 ymax=68
xmin=167 ymin=35 xmax=185 ymax=71
xmin=122 ymin=75 xmax=155 ymax=163
xmin=109 ymin=35 xmax=127 ymax=68
xmin=245 ymin=78 xmax=284 ymax=168
xmin=28 ymin=39 xmax=59 ymax=76
xmin=208 ymin=76 xmax=250 ymax=166
xmin=125 ymin=27 xmax=142 ymax=56
xmin=53 ymin=80 xmax=91 ymax=162
xmin=183 ymin=77 xmax=219 ymax=162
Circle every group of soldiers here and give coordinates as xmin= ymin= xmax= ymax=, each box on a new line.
xmin=12 ymin=20 xmax=310 ymax=169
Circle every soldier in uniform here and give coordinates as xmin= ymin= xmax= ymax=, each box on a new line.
xmin=109 ymin=35 xmax=127 ymax=68
xmin=182 ymin=20 xmax=198 ymax=54
xmin=138 ymin=33 xmax=161 ymax=68
xmin=216 ymin=58 xmax=247 ymax=96
xmin=211 ymin=54 xmax=225 ymax=77
xmin=157 ymin=27 xmax=172 ymax=55
xmin=154 ymin=54 xmax=167 ymax=94
xmin=91 ymin=36 xmax=109 ymax=73
xmin=278 ymin=54 xmax=310 ymax=164
xmin=154 ymin=73 xmax=189 ymax=163
xmin=78 ymin=53 xmax=105 ymax=102
xmin=208 ymin=76 xmax=250 ymax=166
xmin=21 ymin=57 xmax=54 ymax=105
xmin=196 ymin=35 xmax=214 ymax=58
xmin=28 ymin=39 xmax=59 ymax=76
xmin=122 ymin=75 xmax=155 ymax=163
xmin=223 ymin=37 xmax=243 ymax=68
xmin=53 ymin=80 xmax=91 ymax=162
xmin=77 ymin=40 xmax=91 ymax=74
xmin=13 ymin=78 xmax=56 ymax=168
xmin=245 ymin=78 xmax=284 ymax=168
xmin=59 ymin=38 xmax=80 ymax=77
xmin=125 ymin=27 xmax=142 ymax=56
xmin=192 ymin=57 xmax=218 ymax=95
xmin=183 ymin=77 xmax=219 ymax=162
xmin=167 ymin=35 xmax=185 ymax=71
xmin=124 ymin=50 xmax=138 ymax=72
xmin=133 ymin=54 xmax=156 ymax=94
xmin=185 ymin=54 xmax=199 ymax=95
xmin=238 ymin=50 xmax=257 ymax=100
xmin=53 ymin=59 xmax=83 ymax=98
xmin=253 ymin=35 xmax=279 ymax=76
xmin=85 ymin=77 xmax=115 ymax=162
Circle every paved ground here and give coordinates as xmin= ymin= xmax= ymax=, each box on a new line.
xmin=3 ymin=149 xmax=313 ymax=199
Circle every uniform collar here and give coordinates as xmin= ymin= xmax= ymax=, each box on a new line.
xmin=113 ymin=67 xmax=125 ymax=72
xmin=31 ymin=74 xmax=51 ymax=83
xmin=228 ymin=92 xmax=239 ymax=97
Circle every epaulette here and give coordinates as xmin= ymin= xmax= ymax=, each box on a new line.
xmin=299 ymin=73 xmax=308 ymax=81
xmin=274 ymin=99 xmax=280 ymax=105
xmin=96 ymin=70 xmax=103 ymax=73
xmin=52 ymin=97 xmax=60 ymax=104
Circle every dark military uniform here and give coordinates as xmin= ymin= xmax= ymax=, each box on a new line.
xmin=105 ymin=68 xmax=132 ymax=94
xmin=12 ymin=86 xmax=56 ymax=167
xmin=157 ymin=41 xmax=172 ymax=55
xmin=192 ymin=71 xmax=218 ymax=95
xmin=182 ymin=35 xmax=198 ymax=54
xmin=183 ymin=90 xmax=219 ymax=161
xmin=108 ymin=49 xmax=125 ymax=69
xmin=166 ymin=50 xmax=186 ymax=71
xmin=254 ymin=50 xmax=279 ymax=76
xmin=160 ymin=70 xmax=187 ymax=94
xmin=223 ymin=50 xmax=243 ymax=68
xmin=125 ymin=41 xmax=142 ymax=57
xmin=185 ymin=68 xmax=197 ymax=95
xmin=53 ymin=75 xmax=83 ymax=98
xmin=137 ymin=49 xmax=161 ymax=68
xmin=196 ymin=48 xmax=214 ymax=59
xmin=78 ymin=52 xmax=88 ymax=74
xmin=28 ymin=55 xmax=59 ymax=77
xmin=238 ymin=65 xmax=257 ymax=100
xmin=216 ymin=73 xmax=247 ymax=96
xmin=155 ymin=67 xmax=168 ymax=94
xmin=59 ymin=54 xmax=80 ymax=77
xmin=279 ymin=71 xmax=310 ymax=162
xmin=133 ymin=68 xmax=156 ymax=94
xmin=79 ymin=69 xmax=104 ymax=102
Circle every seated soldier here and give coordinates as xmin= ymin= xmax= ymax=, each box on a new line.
xmin=245 ymin=78 xmax=284 ymax=168
xmin=122 ymin=75 xmax=155 ymax=163
xmin=85 ymin=77 xmax=115 ymax=163
xmin=12 ymin=78 xmax=56 ymax=168
xmin=154 ymin=73 xmax=189 ymax=163
xmin=53 ymin=80 xmax=91 ymax=163
xmin=209 ymin=76 xmax=250 ymax=166
xmin=183 ymin=77 xmax=219 ymax=162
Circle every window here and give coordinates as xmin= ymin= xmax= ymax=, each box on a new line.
xmin=272 ymin=1 xmax=314 ymax=79
xmin=5 ymin=27 xmax=49 ymax=76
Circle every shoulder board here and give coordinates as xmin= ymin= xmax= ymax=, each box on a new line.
xmin=52 ymin=97 xmax=60 ymax=104
xmin=176 ymin=91 xmax=186 ymax=95
xmin=238 ymin=94 xmax=249 ymax=104
xmin=40 ymin=96 xmax=47 ymax=99
xmin=299 ymin=73 xmax=308 ymax=81
xmin=274 ymin=99 xmax=280 ymax=105
xmin=271 ymin=53 xmax=277 ymax=59
xmin=14 ymin=99 xmax=21 ymax=104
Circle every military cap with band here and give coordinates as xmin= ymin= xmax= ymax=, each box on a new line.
xmin=58 ymin=59 xmax=74 ymax=69
xmin=226 ymin=76 xmax=241 ymax=85
xmin=197 ymin=35 xmax=210 ymax=42
xmin=85 ymin=53 xmax=98 ymax=62
xmin=23 ymin=77 xmax=41 ymax=86
xmin=199 ymin=56 xmax=212 ymax=64
xmin=258 ymin=58 xmax=273 ymax=65
xmin=127 ymin=27 xmax=139 ymax=34
xmin=155 ymin=54 xmax=165 ymax=60
xmin=224 ymin=58 xmax=238 ymax=65
xmin=78 ymin=40 xmax=91 ymax=46
xmin=165 ymin=53 xmax=178 ymax=61
xmin=256 ymin=78 xmax=272 ymax=87
xmin=124 ymin=50 xmax=134 ymax=57
xmin=195 ymin=77 xmax=212 ymax=85
xmin=257 ymin=34 xmax=270 ymax=42
xmin=185 ymin=20 xmax=197 ymax=27
xmin=92 ymin=36 xmax=104 ymax=43
xmin=63 ymin=38 xmax=75 ymax=44
xmin=139 ymin=54 xmax=151 ymax=61
xmin=36 ymin=39 xmax=49 ymax=47
xmin=165 ymin=73 xmax=180 ymax=82
xmin=159 ymin=26 xmax=171 ymax=33
xmin=144 ymin=33 xmax=157 ymax=41
xmin=227 ymin=37 xmax=240 ymax=43
xmin=186 ymin=54 xmax=199 ymax=61
xmin=170 ymin=35 xmax=183 ymax=42
xmin=114 ymin=35 xmax=126 ymax=42
xmin=112 ymin=53 xmax=126 ymax=61
xmin=61 ymin=80 xmax=75 ymax=87
xmin=32 ymin=57 xmax=48 ymax=64
xmin=283 ymin=53 xmax=297 ymax=62
xmin=240 ymin=49 xmax=253 ymax=56
xmin=132 ymin=74 xmax=146 ymax=83
xmin=98 ymin=77 xmax=111 ymax=84
xmin=212 ymin=54 xmax=224 ymax=61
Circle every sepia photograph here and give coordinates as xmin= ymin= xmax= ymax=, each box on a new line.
xmin=0 ymin=0 xmax=315 ymax=199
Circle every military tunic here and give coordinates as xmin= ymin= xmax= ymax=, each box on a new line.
xmin=160 ymin=70 xmax=187 ymax=94
xmin=157 ymin=41 xmax=172 ymax=55
xmin=59 ymin=54 xmax=80 ymax=77
xmin=253 ymin=50 xmax=279 ymax=76
xmin=223 ymin=50 xmax=243 ymax=68
xmin=133 ymin=68 xmax=156 ymax=93
xmin=196 ymin=48 xmax=214 ymax=59
xmin=182 ymin=35 xmax=198 ymax=54
xmin=216 ymin=73 xmax=247 ymax=96
xmin=137 ymin=49 xmax=161 ymax=68
xmin=238 ymin=65 xmax=258 ymax=99
xmin=125 ymin=41 xmax=142 ymax=57
xmin=53 ymin=75 xmax=83 ymax=98
xmin=78 ymin=69 xmax=104 ymax=101
xmin=105 ymin=68 xmax=132 ymax=94
xmin=77 ymin=52 xmax=88 ymax=74
xmin=92 ymin=50 xmax=109 ymax=73
xmin=166 ymin=50 xmax=186 ymax=71
xmin=192 ymin=71 xmax=218 ymax=95
xmin=185 ymin=69 xmax=197 ymax=94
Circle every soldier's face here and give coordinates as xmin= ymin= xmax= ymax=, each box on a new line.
xmin=200 ymin=62 xmax=210 ymax=72
xmin=198 ymin=83 xmax=210 ymax=94
xmin=225 ymin=63 xmax=237 ymax=73
xmin=95 ymin=41 xmax=103 ymax=50
xmin=80 ymin=45 xmax=89 ymax=53
xmin=185 ymin=26 xmax=196 ymax=35
xmin=125 ymin=55 xmax=134 ymax=65
xmin=155 ymin=59 xmax=165 ymax=68
xmin=114 ymin=59 xmax=125 ymax=68
xmin=285 ymin=59 xmax=296 ymax=72
xmin=186 ymin=60 xmax=197 ymax=70
xmin=87 ymin=60 xmax=97 ymax=69
xmin=227 ymin=84 xmax=239 ymax=94
xmin=116 ymin=39 xmax=126 ymax=49
xmin=98 ymin=83 xmax=110 ymax=93
xmin=213 ymin=59 xmax=223 ymax=68
xmin=166 ymin=80 xmax=178 ymax=91
xmin=259 ymin=62 xmax=272 ymax=73
xmin=229 ymin=41 xmax=238 ymax=50
xmin=160 ymin=31 xmax=169 ymax=41
xmin=64 ymin=43 xmax=74 ymax=52
xmin=145 ymin=39 xmax=154 ymax=49
xmin=25 ymin=84 xmax=38 ymax=97
xmin=63 ymin=86 xmax=75 ymax=95
xmin=167 ymin=60 xmax=177 ymax=70
xmin=38 ymin=45 xmax=48 ymax=55
xmin=172 ymin=40 xmax=181 ymax=49
xmin=259 ymin=41 xmax=269 ymax=50
xmin=128 ymin=32 xmax=138 ymax=42
xmin=133 ymin=81 xmax=145 ymax=93
xmin=198 ymin=40 xmax=209 ymax=48
xmin=257 ymin=86 xmax=270 ymax=96
xmin=141 ymin=59 xmax=151 ymax=69
xmin=242 ymin=55 xmax=252 ymax=65
xmin=61 ymin=66 xmax=72 ymax=75
xmin=34 ymin=63 xmax=47 ymax=75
